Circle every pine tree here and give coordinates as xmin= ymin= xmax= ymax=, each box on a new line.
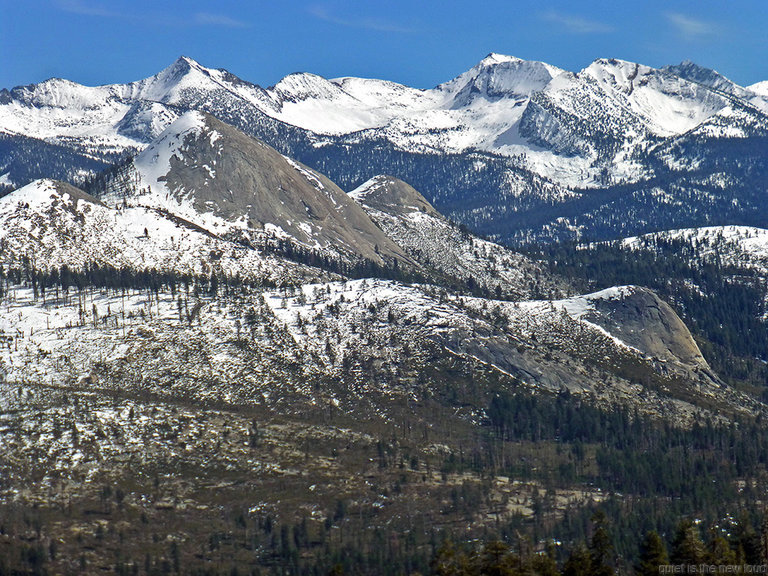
xmin=430 ymin=541 xmax=471 ymax=576
xmin=589 ymin=510 xmax=614 ymax=576
xmin=562 ymin=544 xmax=592 ymax=576
xmin=525 ymin=545 xmax=559 ymax=576
xmin=477 ymin=541 xmax=516 ymax=576
xmin=636 ymin=531 xmax=669 ymax=576
xmin=706 ymin=532 xmax=737 ymax=566
xmin=733 ymin=513 xmax=762 ymax=565
xmin=671 ymin=520 xmax=706 ymax=567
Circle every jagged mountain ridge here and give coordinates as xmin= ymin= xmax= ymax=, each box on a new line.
xmin=4 ymin=53 xmax=768 ymax=246
xmin=3 ymin=53 xmax=767 ymax=189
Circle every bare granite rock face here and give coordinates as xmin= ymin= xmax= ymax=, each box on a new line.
xmin=159 ymin=113 xmax=413 ymax=267
xmin=582 ymin=286 xmax=707 ymax=369
xmin=349 ymin=175 xmax=441 ymax=218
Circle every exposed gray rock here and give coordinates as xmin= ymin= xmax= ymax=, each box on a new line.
xmin=154 ymin=113 xmax=414 ymax=267
xmin=581 ymin=286 xmax=708 ymax=369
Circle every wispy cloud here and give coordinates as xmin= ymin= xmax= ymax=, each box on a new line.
xmin=540 ymin=10 xmax=613 ymax=34
xmin=665 ymin=12 xmax=717 ymax=40
xmin=55 ymin=1 xmax=249 ymax=29
xmin=309 ymin=6 xmax=415 ymax=33
xmin=193 ymin=12 xmax=249 ymax=29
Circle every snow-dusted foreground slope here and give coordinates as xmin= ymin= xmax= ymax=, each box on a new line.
xmin=0 ymin=179 xmax=327 ymax=284
xmin=0 ymin=277 xmax=755 ymax=425
xmin=0 ymin=112 xmax=759 ymax=426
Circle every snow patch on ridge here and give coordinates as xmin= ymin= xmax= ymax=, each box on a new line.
xmin=133 ymin=111 xmax=207 ymax=195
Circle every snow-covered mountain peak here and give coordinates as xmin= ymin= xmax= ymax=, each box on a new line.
xmin=160 ymin=55 xmax=218 ymax=83
xmin=572 ymin=57 xmax=732 ymax=136
xmin=122 ymin=56 xmax=223 ymax=104
xmin=140 ymin=56 xmax=194 ymax=92
xmin=157 ymin=55 xmax=215 ymax=80
xmin=6 ymin=76 xmax=119 ymax=110
xmin=349 ymin=175 xmax=438 ymax=217
xmin=478 ymin=53 xmax=564 ymax=78
xmin=176 ymin=55 xmax=204 ymax=69
xmin=272 ymin=72 xmax=357 ymax=104
xmin=329 ymin=76 xmax=435 ymax=110
xmin=478 ymin=53 xmax=524 ymax=66
xmin=581 ymin=58 xmax=654 ymax=88
xmin=264 ymin=72 xmax=394 ymax=134
xmin=664 ymin=59 xmax=722 ymax=81
xmin=161 ymin=55 xmax=198 ymax=76
xmin=119 ymin=110 xmax=221 ymax=208
xmin=748 ymin=81 xmax=768 ymax=97
xmin=348 ymin=175 xmax=388 ymax=201
xmin=4 ymin=52 xmax=768 ymax=197
xmin=437 ymin=54 xmax=564 ymax=105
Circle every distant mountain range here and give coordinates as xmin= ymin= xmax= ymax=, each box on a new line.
xmin=3 ymin=54 xmax=768 ymax=243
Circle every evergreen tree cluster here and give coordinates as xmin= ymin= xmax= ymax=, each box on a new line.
xmin=0 ymin=131 xmax=118 ymax=188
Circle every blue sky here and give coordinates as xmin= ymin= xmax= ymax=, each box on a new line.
xmin=2 ymin=0 xmax=768 ymax=90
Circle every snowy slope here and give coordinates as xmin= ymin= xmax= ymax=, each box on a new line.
xmin=435 ymin=53 xmax=564 ymax=105
xmin=0 ymin=179 xmax=757 ymax=425
xmin=349 ymin=175 xmax=569 ymax=299
xmin=749 ymin=81 xmax=768 ymax=98
xmin=96 ymin=111 xmax=412 ymax=267
xmin=268 ymin=73 xmax=398 ymax=134
xmin=254 ymin=276 xmax=745 ymax=418
xmin=4 ymin=54 xmax=766 ymax=190
xmin=1 ymin=273 xmax=752 ymax=426
xmin=0 ymin=56 xmax=271 ymax=160
xmin=0 ymin=78 xmax=157 ymax=157
xmin=1 ymin=178 xmax=707 ymax=407
xmin=616 ymin=226 xmax=768 ymax=325
xmin=580 ymin=59 xmax=727 ymax=136
xmin=622 ymin=225 xmax=768 ymax=274
xmin=0 ymin=178 xmax=325 ymax=284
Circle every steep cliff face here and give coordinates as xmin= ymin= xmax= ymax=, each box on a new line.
xmin=103 ymin=112 xmax=413 ymax=267
xmin=560 ymin=286 xmax=709 ymax=370
xmin=597 ymin=287 xmax=707 ymax=367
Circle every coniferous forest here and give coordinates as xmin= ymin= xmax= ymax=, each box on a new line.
xmin=1 ymin=261 xmax=768 ymax=574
